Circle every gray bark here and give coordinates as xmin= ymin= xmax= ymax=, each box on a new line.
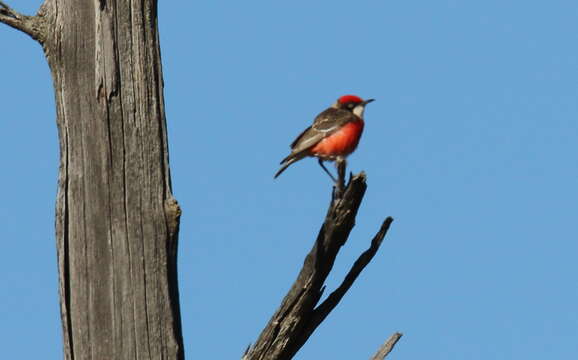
xmin=243 ymin=173 xmax=396 ymax=360
xmin=371 ymin=333 xmax=403 ymax=360
xmin=2 ymin=1 xmax=401 ymax=359
xmin=1 ymin=1 xmax=183 ymax=359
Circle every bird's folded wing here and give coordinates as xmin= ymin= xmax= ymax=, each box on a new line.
xmin=289 ymin=108 xmax=352 ymax=154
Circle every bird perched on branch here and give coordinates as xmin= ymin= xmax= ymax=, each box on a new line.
xmin=274 ymin=95 xmax=374 ymax=182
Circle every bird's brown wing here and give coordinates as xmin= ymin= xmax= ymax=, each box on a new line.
xmin=289 ymin=108 xmax=353 ymax=155
xmin=276 ymin=108 xmax=355 ymax=176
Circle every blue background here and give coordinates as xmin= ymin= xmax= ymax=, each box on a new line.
xmin=1 ymin=1 xmax=577 ymax=359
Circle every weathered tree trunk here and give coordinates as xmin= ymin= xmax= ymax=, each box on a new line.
xmin=1 ymin=1 xmax=183 ymax=359
xmin=2 ymin=2 xmax=402 ymax=359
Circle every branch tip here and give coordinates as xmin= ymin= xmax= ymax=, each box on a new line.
xmin=371 ymin=332 xmax=403 ymax=360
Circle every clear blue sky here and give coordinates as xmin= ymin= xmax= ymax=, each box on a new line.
xmin=1 ymin=1 xmax=577 ymax=359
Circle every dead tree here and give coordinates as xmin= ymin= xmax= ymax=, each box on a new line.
xmin=1 ymin=2 xmax=400 ymax=359
xmin=1 ymin=1 xmax=183 ymax=359
xmin=244 ymin=165 xmax=400 ymax=360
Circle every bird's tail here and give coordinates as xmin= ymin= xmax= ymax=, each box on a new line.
xmin=274 ymin=155 xmax=300 ymax=179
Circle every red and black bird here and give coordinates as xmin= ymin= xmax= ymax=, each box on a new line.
xmin=274 ymin=94 xmax=374 ymax=181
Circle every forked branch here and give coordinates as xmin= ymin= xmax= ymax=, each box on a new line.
xmin=0 ymin=1 xmax=45 ymax=41
xmin=243 ymin=173 xmax=399 ymax=360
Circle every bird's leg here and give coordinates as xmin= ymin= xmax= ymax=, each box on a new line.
xmin=318 ymin=159 xmax=337 ymax=183
xmin=335 ymin=157 xmax=346 ymax=196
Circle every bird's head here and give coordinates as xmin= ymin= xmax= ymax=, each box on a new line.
xmin=334 ymin=94 xmax=375 ymax=118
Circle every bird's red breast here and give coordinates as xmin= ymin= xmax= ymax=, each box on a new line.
xmin=309 ymin=119 xmax=364 ymax=159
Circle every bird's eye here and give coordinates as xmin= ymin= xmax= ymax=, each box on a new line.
xmin=347 ymin=103 xmax=355 ymax=109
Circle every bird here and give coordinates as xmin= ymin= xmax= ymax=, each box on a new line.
xmin=274 ymin=94 xmax=374 ymax=181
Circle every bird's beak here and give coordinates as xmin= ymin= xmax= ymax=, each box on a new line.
xmin=364 ymin=99 xmax=375 ymax=105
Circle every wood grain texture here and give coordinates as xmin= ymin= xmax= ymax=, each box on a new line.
xmin=3 ymin=1 xmax=400 ymax=359
xmin=243 ymin=174 xmax=394 ymax=360
xmin=38 ymin=0 xmax=183 ymax=359
xmin=371 ymin=333 xmax=403 ymax=360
